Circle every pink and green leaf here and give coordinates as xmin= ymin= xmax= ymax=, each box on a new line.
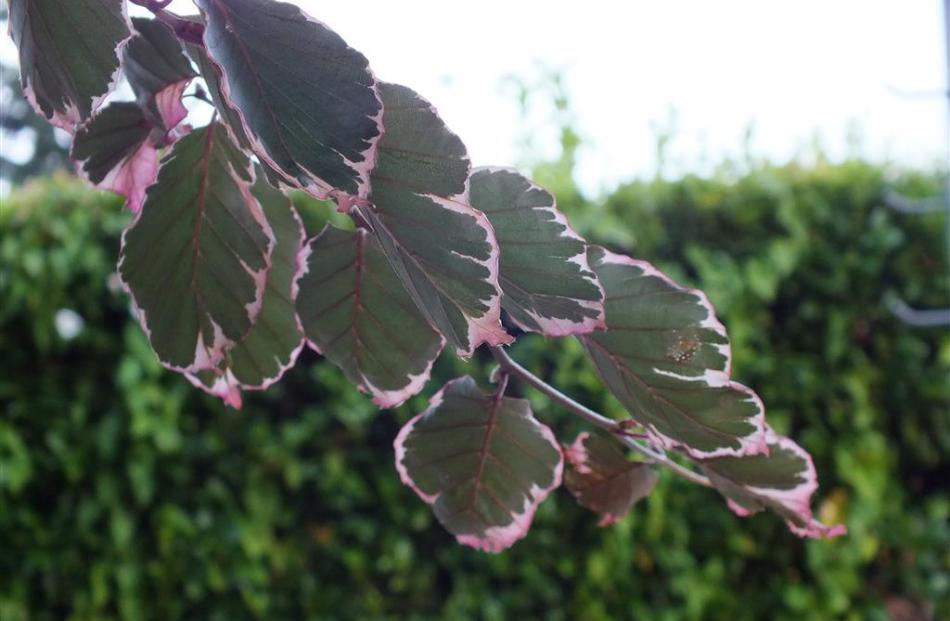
xmin=394 ymin=376 xmax=563 ymax=552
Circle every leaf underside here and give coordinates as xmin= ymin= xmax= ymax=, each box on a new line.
xmin=581 ymin=246 xmax=766 ymax=459
xmin=358 ymin=83 xmax=510 ymax=356
xmin=394 ymin=376 xmax=563 ymax=552
xmin=298 ymin=226 xmax=444 ymax=408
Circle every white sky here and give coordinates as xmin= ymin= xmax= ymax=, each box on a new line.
xmin=7 ymin=1 xmax=950 ymax=196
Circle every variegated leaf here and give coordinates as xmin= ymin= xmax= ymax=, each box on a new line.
xmin=699 ymin=426 xmax=847 ymax=539
xmin=470 ymin=167 xmax=605 ymax=336
xmin=358 ymin=83 xmax=510 ymax=356
xmin=70 ymin=102 xmax=158 ymax=214
xmin=186 ymin=41 xmax=253 ymax=152
xmin=394 ymin=376 xmax=563 ymax=552
xmin=118 ymin=122 xmax=274 ymax=373
xmin=564 ymin=432 xmax=658 ymax=526
xmin=123 ymin=18 xmax=197 ymax=132
xmin=580 ymin=246 xmax=767 ymax=459
xmin=186 ymin=174 xmax=306 ymax=407
xmin=298 ymin=227 xmax=444 ymax=408
xmin=194 ymin=0 xmax=383 ymax=200
xmin=8 ymin=0 xmax=130 ymax=130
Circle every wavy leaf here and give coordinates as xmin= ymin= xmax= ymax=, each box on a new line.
xmin=394 ymin=376 xmax=563 ymax=552
xmin=118 ymin=122 xmax=274 ymax=373
xmin=358 ymin=83 xmax=510 ymax=356
xmin=194 ymin=0 xmax=383 ymax=200
xmin=70 ymin=102 xmax=158 ymax=214
xmin=298 ymin=226 xmax=444 ymax=408
xmin=470 ymin=167 xmax=605 ymax=335
xmin=186 ymin=174 xmax=306 ymax=407
xmin=8 ymin=0 xmax=130 ymax=130
xmin=580 ymin=246 xmax=767 ymax=458
xmin=699 ymin=427 xmax=847 ymax=538
xmin=564 ymin=432 xmax=658 ymax=526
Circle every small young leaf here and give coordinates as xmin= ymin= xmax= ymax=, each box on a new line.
xmin=118 ymin=122 xmax=274 ymax=373
xmin=194 ymin=0 xmax=383 ymax=199
xmin=8 ymin=0 xmax=131 ymax=130
xmin=186 ymin=174 xmax=306 ymax=407
xmin=470 ymin=167 xmax=605 ymax=336
xmin=298 ymin=226 xmax=444 ymax=408
xmin=580 ymin=246 xmax=767 ymax=458
xmin=699 ymin=427 xmax=847 ymax=538
xmin=358 ymin=83 xmax=510 ymax=356
xmin=70 ymin=102 xmax=158 ymax=214
xmin=394 ymin=376 xmax=563 ymax=552
xmin=123 ymin=18 xmax=197 ymax=132
xmin=564 ymin=432 xmax=658 ymax=526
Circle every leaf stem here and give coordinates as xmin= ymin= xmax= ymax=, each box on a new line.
xmin=129 ymin=1 xmax=206 ymax=46
xmin=488 ymin=345 xmax=712 ymax=488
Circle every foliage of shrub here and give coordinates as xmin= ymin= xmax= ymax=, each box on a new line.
xmin=1 ymin=158 xmax=947 ymax=619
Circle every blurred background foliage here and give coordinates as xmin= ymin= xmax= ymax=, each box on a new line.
xmin=1 ymin=76 xmax=949 ymax=619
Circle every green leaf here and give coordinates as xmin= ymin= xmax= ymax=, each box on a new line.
xmin=358 ymin=83 xmax=510 ymax=356
xmin=699 ymin=427 xmax=847 ymax=538
xmin=194 ymin=0 xmax=383 ymax=199
xmin=298 ymin=226 xmax=444 ymax=408
xmin=70 ymin=102 xmax=158 ymax=214
xmin=186 ymin=174 xmax=306 ymax=407
xmin=580 ymin=246 xmax=766 ymax=458
xmin=186 ymin=41 xmax=253 ymax=152
xmin=8 ymin=0 xmax=130 ymax=130
xmin=470 ymin=167 xmax=605 ymax=335
xmin=394 ymin=376 xmax=563 ymax=552
xmin=118 ymin=123 xmax=274 ymax=373
xmin=564 ymin=432 xmax=658 ymax=526
xmin=123 ymin=18 xmax=197 ymax=132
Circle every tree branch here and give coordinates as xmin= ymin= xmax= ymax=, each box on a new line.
xmin=488 ymin=345 xmax=713 ymax=488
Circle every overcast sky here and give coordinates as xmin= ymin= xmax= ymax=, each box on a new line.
xmin=7 ymin=1 xmax=950 ymax=195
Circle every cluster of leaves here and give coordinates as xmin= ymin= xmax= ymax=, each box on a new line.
xmin=8 ymin=0 xmax=844 ymax=549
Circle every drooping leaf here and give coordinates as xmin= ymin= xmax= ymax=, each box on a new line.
xmin=194 ymin=0 xmax=383 ymax=199
xmin=298 ymin=227 xmax=444 ymax=408
xmin=186 ymin=173 xmax=306 ymax=407
xmin=394 ymin=376 xmax=563 ymax=552
xmin=358 ymin=83 xmax=510 ymax=356
xmin=123 ymin=18 xmax=197 ymax=132
xmin=470 ymin=167 xmax=605 ymax=335
xmin=563 ymin=432 xmax=658 ymax=526
xmin=70 ymin=102 xmax=158 ymax=214
xmin=118 ymin=122 xmax=274 ymax=373
xmin=8 ymin=0 xmax=130 ymax=130
xmin=699 ymin=427 xmax=847 ymax=538
xmin=580 ymin=246 xmax=766 ymax=458
xmin=186 ymin=41 xmax=253 ymax=152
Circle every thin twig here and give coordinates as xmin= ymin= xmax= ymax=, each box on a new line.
xmin=488 ymin=345 xmax=712 ymax=488
xmin=129 ymin=0 xmax=205 ymax=46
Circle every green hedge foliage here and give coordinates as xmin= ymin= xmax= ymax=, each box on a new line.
xmin=1 ymin=159 xmax=947 ymax=620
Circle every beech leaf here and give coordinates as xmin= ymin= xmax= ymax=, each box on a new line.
xmin=8 ymin=0 xmax=130 ymax=130
xmin=564 ymin=432 xmax=658 ymax=526
xmin=394 ymin=376 xmax=563 ymax=552
xmin=470 ymin=167 xmax=605 ymax=336
xmin=580 ymin=246 xmax=767 ymax=459
xmin=358 ymin=83 xmax=510 ymax=356
xmin=118 ymin=122 xmax=274 ymax=373
xmin=194 ymin=0 xmax=383 ymax=199
xmin=298 ymin=226 xmax=444 ymax=408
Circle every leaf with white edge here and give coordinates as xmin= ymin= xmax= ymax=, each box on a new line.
xmin=70 ymin=102 xmax=158 ymax=214
xmin=186 ymin=173 xmax=306 ymax=407
xmin=563 ymin=432 xmax=658 ymax=526
xmin=699 ymin=426 xmax=847 ymax=539
xmin=194 ymin=0 xmax=383 ymax=200
xmin=394 ymin=376 xmax=563 ymax=552
xmin=118 ymin=122 xmax=274 ymax=373
xmin=298 ymin=226 xmax=444 ymax=408
xmin=8 ymin=0 xmax=130 ymax=130
xmin=580 ymin=246 xmax=767 ymax=459
xmin=123 ymin=18 xmax=197 ymax=132
xmin=470 ymin=167 xmax=605 ymax=336
xmin=358 ymin=83 xmax=510 ymax=356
